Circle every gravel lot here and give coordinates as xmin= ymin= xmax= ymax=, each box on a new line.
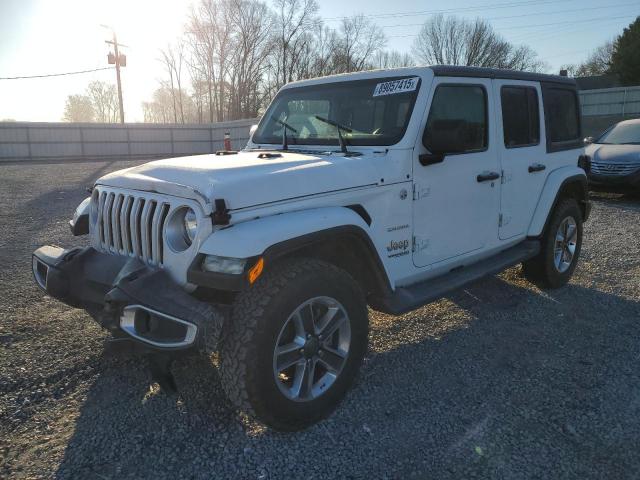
xmin=1 ymin=159 xmax=639 ymax=479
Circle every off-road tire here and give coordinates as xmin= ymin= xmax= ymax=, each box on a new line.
xmin=219 ymin=258 xmax=368 ymax=431
xmin=523 ymin=198 xmax=583 ymax=289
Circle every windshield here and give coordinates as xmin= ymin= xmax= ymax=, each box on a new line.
xmin=597 ymin=122 xmax=640 ymax=145
xmin=252 ymin=76 xmax=421 ymax=147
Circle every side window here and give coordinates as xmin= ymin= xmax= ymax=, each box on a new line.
xmin=423 ymin=85 xmax=487 ymax=154
xmin=543 ymin=87 xmax=581 ymax=147
xmin=501 ymin=86 xmax=540 ymax=148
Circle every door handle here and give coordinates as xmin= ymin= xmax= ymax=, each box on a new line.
xmin=528 ymin=163 xmax=546 ymax=173
xmin=476 ymin=171 xmax=500 ymax=182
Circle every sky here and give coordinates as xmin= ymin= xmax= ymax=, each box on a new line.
xmin=0 ymin=0 xmax=637 ymax=122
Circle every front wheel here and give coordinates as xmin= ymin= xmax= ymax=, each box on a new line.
xmin=523 ymin=198 xmax=583 ymax=289
xmin=219 ymin=258 xmax=368 ymax=431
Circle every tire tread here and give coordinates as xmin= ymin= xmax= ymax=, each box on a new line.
xmin=219 ymin=258 xmax=365 ymax=429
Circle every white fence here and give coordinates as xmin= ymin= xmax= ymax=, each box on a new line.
xmin=578 ymin=86 xmax=640 ymax=137
xmin=579 ymin=86 xmax=640 ymax=117
xmin=0 ymin=119 xmax=258 ymax=162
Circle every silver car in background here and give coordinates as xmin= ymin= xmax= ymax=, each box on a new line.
xmin=586 ymin=118 xmax=640 ymax=194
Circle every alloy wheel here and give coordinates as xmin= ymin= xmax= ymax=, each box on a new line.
xmin=554 ymin=216 xmax=578 ymax=273
xmin=272 ymin=296 xmax=351 ymax=402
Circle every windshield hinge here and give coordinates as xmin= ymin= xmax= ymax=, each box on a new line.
xmin=213 ymin=199 xmax=231 ymax=225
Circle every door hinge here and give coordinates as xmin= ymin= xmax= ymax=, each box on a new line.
xmin=501 ymin=169 xmax=514 ymax=184
xmin=498 ymin=213 xmax=511 ymax=227
xmin=499 ymin=213 xmax=503 ymax=227
xmin=412 ymin=183 xmax=430 ymax=200
xmin=412 ymin=236 xmax=429 ymax=253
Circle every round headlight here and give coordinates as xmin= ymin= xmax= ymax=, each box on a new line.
xmin=166 ymin=207 xmax=198 ymax=252
xmin=183 ymin=208 xmax=198 ymax=244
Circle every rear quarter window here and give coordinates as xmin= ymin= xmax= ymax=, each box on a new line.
xmin=542 ymin=85 xmax=582 ymax=152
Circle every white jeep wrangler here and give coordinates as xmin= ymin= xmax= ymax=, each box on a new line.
xmin=33 ymin=66 xmax=591 ymax=430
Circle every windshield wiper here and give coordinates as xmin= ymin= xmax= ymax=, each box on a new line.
xmin=272 ymin=116 xmax=298 ymax=151
xmin=314 ymin=115 xmax=352 ymax=154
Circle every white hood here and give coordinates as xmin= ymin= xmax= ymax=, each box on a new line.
xmin=96 ymin=150 xmax=381 ymax=212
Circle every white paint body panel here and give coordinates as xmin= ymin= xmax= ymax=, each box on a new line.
xmin=199 ymin=207 xmax=371 ymax=258
xmin=492 ymin=79 xmax=549 ymax=240
xmin=411 ymin=76 xmax=501 ymax=268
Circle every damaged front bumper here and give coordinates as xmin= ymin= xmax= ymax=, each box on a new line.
xmin=32 ymin=246 xmax=224 ymax=354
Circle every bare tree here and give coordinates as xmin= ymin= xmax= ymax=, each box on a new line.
xmin=160 ymin=41 xmax=187 ymax=123
xmin=142 ymin=87 xmax=174 ymax=123
xmin=144 ymin=6 xmax=549 ymax=123
xmin=562 ymin=40 xmax=614 ymax=77
xmin=307 ymin=22 xmax=339 ymax=77
xmin=336 ymin=15 xmax=386 ymax=73
xmin=143 ymin=87 xmax=198 ymax=123
xmin=63 ymin=94 xmax=95 ymax=122
xmin=86 ymin=81 xmax=119 ymax=122
xmin=186 ymin=0 xmax=234 ymax=122
xmin=412 ymin=15 xmax=544 ymax=71
xmin=271 ymin=0 xmax=319 ymax=88
xmin=186 ymin=0 xmax=219 ymax=122
xmin=372 ymin=50 xmax=415 ymax=69
xmin=228 ymin=0 xmax=273 ymax=119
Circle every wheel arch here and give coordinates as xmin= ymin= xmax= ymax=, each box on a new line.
xmin=197 ymin=207 xmax=392 ymax=299
xmin=528 ymin=167 xmax=589 ymax=238
xmin=262 ymin=225 xmax=393 ymax=300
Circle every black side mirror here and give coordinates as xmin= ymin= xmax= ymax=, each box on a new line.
xmin=422 ymin=119 xmax=470 ymax=165
xmin=419 ymin=152 xmax=445 ymax=166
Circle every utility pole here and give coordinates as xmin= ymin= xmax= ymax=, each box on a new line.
xmin=103 ymin=26 xmax=127 ymax=123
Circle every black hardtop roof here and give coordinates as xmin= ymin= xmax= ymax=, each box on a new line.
xmin=430 ymin=65 xmax=576 ymax=86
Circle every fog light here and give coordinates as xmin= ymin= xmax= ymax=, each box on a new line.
xmin=202 ymin=255 xmax=246 ymax=274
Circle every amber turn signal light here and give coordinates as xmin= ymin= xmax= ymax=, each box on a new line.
xmin=248 ymin=258 xmax=264 ymax=284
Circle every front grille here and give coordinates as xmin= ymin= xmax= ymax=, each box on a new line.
xmin=590 ymin=161 xmax=640 ymax=176
xmin=94 ymin=188 xmax=171 ymax=266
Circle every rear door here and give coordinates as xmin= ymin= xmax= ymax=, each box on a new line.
xmin=412 ymin=78 xmax=500 ymax=268
xmin=493 ymin=80 xmax=548 ymax=240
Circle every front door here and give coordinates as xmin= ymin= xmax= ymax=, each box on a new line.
xmin=412 ymin=78 xmax=500 ymax=268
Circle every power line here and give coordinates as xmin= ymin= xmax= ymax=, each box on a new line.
xmin=378 ymin=2 xmax=638 ymax=29
xmin=388 ymin=13 xmax=636 ymax=38
xmin=324 ymin=0 xmax=576 ymax=22
xmin=508 ymin=14 xmax=634 ymax=41
xmin=0 ymin=66 xmax=114 ymax=80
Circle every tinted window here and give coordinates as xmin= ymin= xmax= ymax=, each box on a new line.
xmin=423 ymin=85 xmax=487 ymax=154
xmin=252 ymin=77 xmax=421 ymax=147
xmin=545 ymin=88 xmax=580 ymax=143
xmin=501 ymin=86 xmax=540 ymax=148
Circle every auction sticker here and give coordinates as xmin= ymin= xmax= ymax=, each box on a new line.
xmin=373 ymin=77 xmax=419 ymax=97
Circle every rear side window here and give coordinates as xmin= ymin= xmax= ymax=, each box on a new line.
xmin=501 ymin=86 xmax=540 ymax=148
xmin=543 ymin=86 xmax=581 ymax=151
xmin=423 ymin=85 xmax=487 ymax=154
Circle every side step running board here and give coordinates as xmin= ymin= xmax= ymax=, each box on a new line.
xmin=376 ymin=240 xmax=540 ymax=315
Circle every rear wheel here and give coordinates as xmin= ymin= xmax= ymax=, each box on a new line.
xmin=219 ymin=258 xmax=368 ymax=431
xmin=523 ymin=198 xmax=583 ymax=289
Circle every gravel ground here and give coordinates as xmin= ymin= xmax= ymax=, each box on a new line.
xmin=1 ymin=159 xmax=639 ymax=479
